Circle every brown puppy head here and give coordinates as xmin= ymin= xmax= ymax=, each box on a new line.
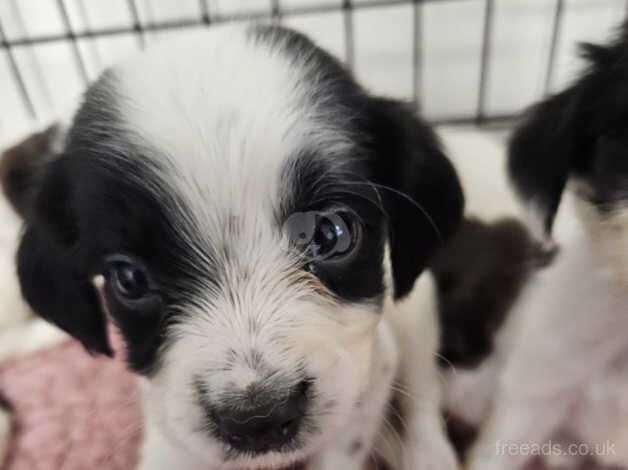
xmin=431 ymin=217 xmax=553 ymax=368
xmin=0 ymin=124 xmax=63 ymax=221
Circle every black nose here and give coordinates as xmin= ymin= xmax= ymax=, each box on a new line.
xmin=211 ymin=381 xmax=310 ymax=454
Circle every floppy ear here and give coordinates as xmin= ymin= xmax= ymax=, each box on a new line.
xmin=17 ymin=226 xmax=112 ymax=356
xmin=2 ymin=134 xmax=112 ymax=356
xmin=507 ymin=88 xmax=584 ymax=239
xmin=506 ymin=34 xmax=627 ymax=239
xmin=366 ymin=98 xmax=464 ymax=299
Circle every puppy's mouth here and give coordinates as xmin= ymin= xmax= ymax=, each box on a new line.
xmin=224 ymin=438 xmax=317 ymax=470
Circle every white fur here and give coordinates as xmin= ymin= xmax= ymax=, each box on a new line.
xmin=466 ymin=223 xmax=628 ymax=469
xmin=114 ymin=25 xmax=356 ymax=249
xmin=379 ymin=272 xmax=459 ymax=470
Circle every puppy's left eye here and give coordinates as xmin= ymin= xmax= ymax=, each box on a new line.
xmin=104 ymin=255 xmax=159 ymax=307
xmin=283 ymin=209 xmax=361 ymax=261
xmin=310 ymin=212 xmax=355 ymax=258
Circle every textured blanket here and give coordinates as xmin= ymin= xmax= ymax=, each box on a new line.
xmin=0 ymin=339 xmax=141 ymax=470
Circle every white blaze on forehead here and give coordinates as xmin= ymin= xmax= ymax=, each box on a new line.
xmin=112 ymin=24 xmax=354 ymax=242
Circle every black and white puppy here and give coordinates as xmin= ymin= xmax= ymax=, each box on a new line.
xmin=3 ymin=25 xmax=464 ymax=470
xmin=465 ymin=20 xmax=628 ymax=470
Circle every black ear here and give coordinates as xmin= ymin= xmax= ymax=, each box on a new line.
xmin=17 ymin=226 xmax=112 ymax=356
xmin=366 ymin=98 xmax=464 ymax=299
xmin=507 ymin=89 xmax=583 ymax=238
xmin=506 ymin=29 xmax=628 ymax=238
xmin=4 ymin=139 xmax=112 ymax=356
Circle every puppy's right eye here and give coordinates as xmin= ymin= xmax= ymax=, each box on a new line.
xmin=112 ymin=261 xmax=149 ymax=299
xmin=104 ymin=255 xmax=160 ymax=308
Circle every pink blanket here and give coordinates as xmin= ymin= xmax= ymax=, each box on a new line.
xmin=0 ymin=339 xmax=142 ymax=470
xmin=0 ymin=337 xmax=611 ymax=470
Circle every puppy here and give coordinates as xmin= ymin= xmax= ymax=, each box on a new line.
xmin=430 ymin=216 xmax=549 ymax=461
xmin=432 ymin=217 xmax=550 ymax=370
xmin=1 ymin=25 xmax=464 ymax=470
xmin=465 ymin=20 xmax=628 ymax=470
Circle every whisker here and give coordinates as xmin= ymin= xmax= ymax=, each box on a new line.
xmin=390 ymin=381 xmax=413 ymax=400
xmin=377 ymin=412 xmax=407 ymax=467
xmin=435 ymin=351 xmax=457 ymax=373
xmin=344 ymin=180 xmax=443 ymax=241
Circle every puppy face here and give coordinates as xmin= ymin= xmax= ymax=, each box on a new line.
xmin=508 ymin=21 xmax=628 ymax=285
xmin=8 ymin=25 xmax=463 ymax=468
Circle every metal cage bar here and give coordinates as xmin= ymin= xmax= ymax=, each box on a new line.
xmin=412 ymin=0 xmax=423 ymax=111
xmin=1 ymin=0 xmax=627 ymax=128
xmin=0 ymin=0 xmax=440 ymax=47
xmin=0 ymin=19 xmax=36 ymax=119
xmin=271 ymin=0 xmax=282 ymax=23
xmin=343 ymin=0 xmax=355 ymax=71
xmin=126 ymin=0 xmax=147 ymax=49
xmin=544 ymin=0 xmax=565 ymax=95
xmin=56 ymin=0 xmax=90 ymax=85
xmin=476 ymin=0 xmax=495 ymax=124
xmin=199 ymin=0 xmax=211 ymax=25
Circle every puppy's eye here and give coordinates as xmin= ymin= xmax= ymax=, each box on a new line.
xmin=105 ymin=255 xmax=157 ymax=305
xmin=310 ymin=213 xmax=354 ymax=258
xmin=283 ymin=209 xmax=361 ymax=261
xmin=113 ymin=262 xmax=149 ymax=299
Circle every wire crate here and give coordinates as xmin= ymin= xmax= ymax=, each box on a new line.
xmin=0 ymin=0 xmax=626 ymax=141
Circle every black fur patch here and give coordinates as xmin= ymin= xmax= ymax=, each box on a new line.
xmin=11 ymin=72 xmax=200 ymax=372
xmin=432 ymin=217 xmax=551 ymax=368
xmin=444 ymin=412 xmax=478 ymax=460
